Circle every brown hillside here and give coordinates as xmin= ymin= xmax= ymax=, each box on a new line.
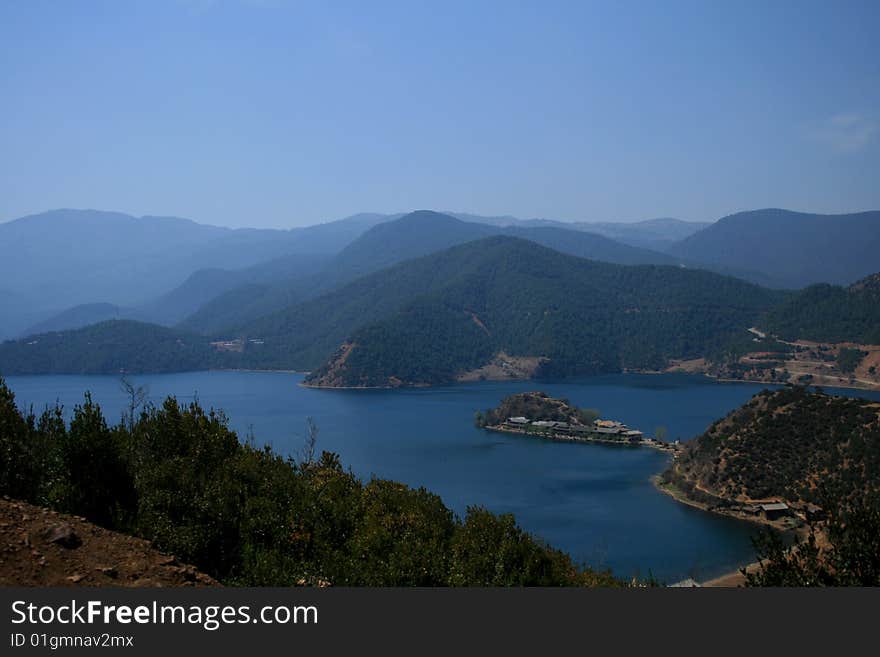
xmin=662 ymin=386 xmax=880 ymax=509
xmin=0 ymin=498 xmax=217 ymax=587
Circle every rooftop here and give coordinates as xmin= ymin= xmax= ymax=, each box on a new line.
xmin=759 ymin=502 xmax=790 ymax=512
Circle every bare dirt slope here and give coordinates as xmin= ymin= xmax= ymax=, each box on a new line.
xmin=0 ymin=498 xmax=217 ymax=587
xmin=457 ymin=352 xmax=547 ymax=382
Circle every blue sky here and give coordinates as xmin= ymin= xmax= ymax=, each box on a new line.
xmin=1 ymin=0 xmax=878 ymax=228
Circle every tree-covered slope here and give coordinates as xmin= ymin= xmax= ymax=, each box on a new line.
xmin=303 ymin=236 xmax=782 ymax=386
xmin=759 ymin=272 xmax=880 ymax=344
xmin=0 ymin=320 xmax=220 ymax=375
xmin=662 ymin=386 xmax=880 ymax=506
xmin=329 ymin=210 xmax=497 ymax=282
xmin=1 ymin=237 xmax=784 ymax=377
xmin=667 ymin=208 xmax=880 ymax=288
xmin=227 ymin=236 xmax=532 ymax=371
xmin=179 ymin=211 xmax=684 ymax=335
xmin=142 ymin=251 xmax=332 ymax=329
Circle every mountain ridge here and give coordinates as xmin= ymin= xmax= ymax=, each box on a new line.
xmin=177 ymin=211 xmax=687 ymax=335
xmin=666 ymin=208 xmax=880 ymax=288
xmin=300 ymin=235 xmax=783 ymax=387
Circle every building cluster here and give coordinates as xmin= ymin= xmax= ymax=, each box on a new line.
xmin=504 ymin=415 xmax=649 ymax=444
xmin=720 ymin=500 xmax=822 ymax=527
xmin=209 ymin=337 xmax=265 ymax=353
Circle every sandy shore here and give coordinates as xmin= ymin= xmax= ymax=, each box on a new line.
xmin=701 ymin=561 xmax=764 ymax=587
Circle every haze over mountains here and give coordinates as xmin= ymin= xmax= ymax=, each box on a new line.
xmin=667 ymin=209 xmax=880 ymax=289
xmin=1 ymin=206 xmax=878 ymax=382
xmin=0 ymin=209 xmax=383 ymax=338
xmin=181 ymin=211 xmax=692 ymax=335
xmin=300 ymin=236 xmax=782 ymax=387
xmin=451 ymin=214 xmax=711 ymax=252
xmin=0 ymin=234 xmax=785 ymax=378
xmin=2 ymin=208 xmax=697 ymax=339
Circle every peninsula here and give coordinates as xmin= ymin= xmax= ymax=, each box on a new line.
xmin=656 ymin=385 xmax=880 ymax=531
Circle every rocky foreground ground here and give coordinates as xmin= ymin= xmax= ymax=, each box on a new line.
xmin=0 ymin=498 xmax=216 ymax=586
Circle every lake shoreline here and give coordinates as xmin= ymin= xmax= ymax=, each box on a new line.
xmin=8 ymin=370 xmax=866 ymax=584
xmin=6 ymin=365 xmax=879 ymax=394
xmin=651 ymin=476 xmax=792 ymax=531
xmin=651 ymin=476 xmax=811 ymax=586
xmin=485 ymin=424 xmax=681 ymax=453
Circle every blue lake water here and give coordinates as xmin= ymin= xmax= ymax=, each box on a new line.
xmin=6 ymin=371 xmax=880 ymax=582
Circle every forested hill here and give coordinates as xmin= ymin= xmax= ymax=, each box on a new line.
xmin=759 ymin=272 xmax=880 ymax=344
xmin=666 ymin=208 xmax=880 ymax=288
xmin=180 ymin=211 xmax=684 ymax=335
xmin=0 ymin=236 xmax=781 ymax=377
xmin=334 ymin=210 xmax=684 ymax=277
xmin=304 ymin=236 xmax=781 ymax=387
xmin=0 ymin=321 xmax=220 ymax=375
xmin=662 ymin=386 xmax=880 ymax=507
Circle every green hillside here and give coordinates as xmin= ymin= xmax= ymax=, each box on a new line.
xmin=760 ymin=273 xmax=880 ymax=344
xmin=0 ymin=320 xmax=219 ymax=375
xmin=179 ymin=211 xmax=684 ymax=335
xmin=667 ymin=208 xmax=880 ymax=288
xmin=303 ymin=236 xmax=782 ymax=386
xmin=0 ymin=237 xmax=787 ymax=378
xmin=662 ymin=386 xmax=880 ymax=506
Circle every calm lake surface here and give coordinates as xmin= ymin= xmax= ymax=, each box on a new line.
xmin=7 ymin=371 xmax=880 ymax=582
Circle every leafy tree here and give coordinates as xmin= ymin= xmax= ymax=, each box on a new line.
xmin=346 ymin=480 xmax=455 ymax=586
xmin=51 ymin=393 xmax=135 ymax=528
xmin=837 ymin=348 xmax=866 ymax=374
xmin=449 ymin=506 xmax=620 ymax=587
xmin=0 ymin=379 xmax=42 ymax=501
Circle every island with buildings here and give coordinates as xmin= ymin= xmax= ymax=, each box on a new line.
xmin=475 ymin=391 xmax=680 ymax=453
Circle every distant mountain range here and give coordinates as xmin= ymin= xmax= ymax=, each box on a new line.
xmin=300 ymin=236 xmax=782 ymax=386
xmin=0 ymin=232 xmax=785 ymax=379
xmin=0 ymin=209 xmax=386 ymax=339
xmin=446 ymin=213 xmax=710 ymax=251
xmin=12 ymin=209 xmax=694 ymax=340
xmin=179 ymin=211 xmax=689 ymax=335
xmin=2 ymin=205 xmax=878 ymax=381
xmin=20 ymin=251 xmax=338 ymax=338
xmin=667 ymin=208 xmax=880 ymax=289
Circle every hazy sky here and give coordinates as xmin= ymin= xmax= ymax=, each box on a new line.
xmin=1 ymin=0 xmax=878 ymax=229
